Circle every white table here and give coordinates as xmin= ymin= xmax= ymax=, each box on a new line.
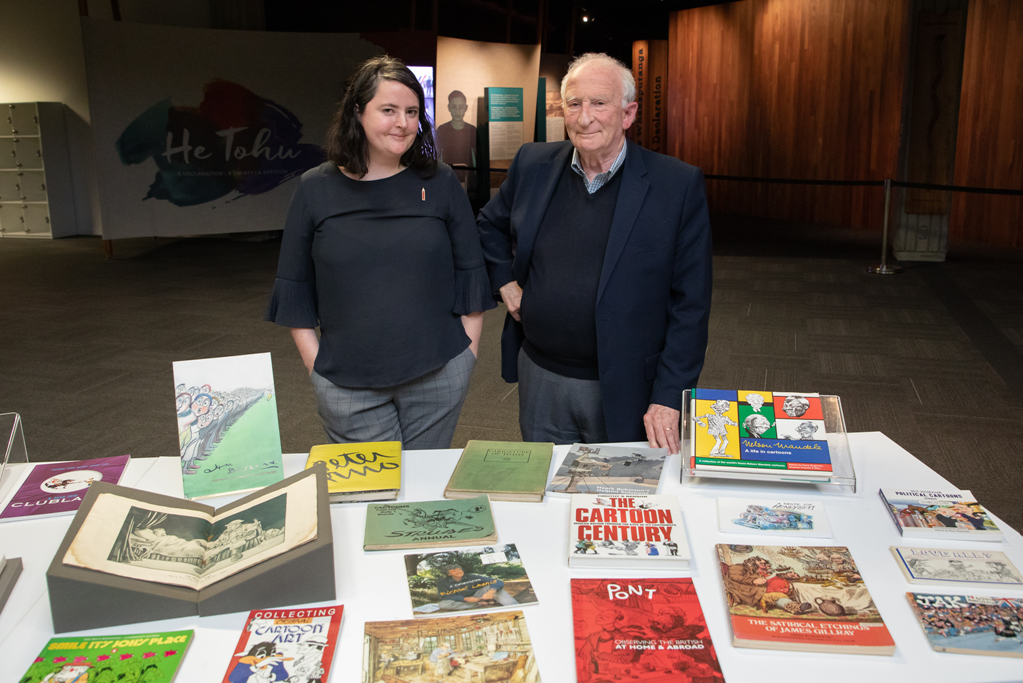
xmin=0 ymin=432 xmax=1020 ymax=682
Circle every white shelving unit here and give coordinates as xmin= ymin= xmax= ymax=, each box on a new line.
xmin=0 ymin=102 xmax=78 ymax=238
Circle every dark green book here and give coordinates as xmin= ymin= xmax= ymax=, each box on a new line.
xmin=443 ymin=440 xmax=554 ymax=503
xmin=364 ymin=495 xmax=497 ymax=550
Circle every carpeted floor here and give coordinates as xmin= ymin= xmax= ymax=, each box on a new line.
xmin=0 ymin=215 xmax=1020 ymax=532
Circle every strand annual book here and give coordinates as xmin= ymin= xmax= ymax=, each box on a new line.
xmin=444 ymin=440 xmax=554 ymax=502
xmin=304 ymin=440 xmax=400 ymax=503
xmin=364 ymin=495 xmax=497 ymax=551
xmin=570 ymin=494 xmax=690 ymax=569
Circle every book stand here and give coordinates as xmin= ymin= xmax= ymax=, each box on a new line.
xmin=0 ymin=413 xmax=29 ymax=501
xmin=681 ymin=392 xmax=857 ymax=492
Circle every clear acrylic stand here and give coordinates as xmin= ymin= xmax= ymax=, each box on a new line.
xmin=681 ymin=392 xmax=857 ymax=492
xmin=0 ymin=412 xmax=29 ymax=501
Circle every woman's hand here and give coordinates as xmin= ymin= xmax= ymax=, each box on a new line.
xmin=290 ymin=328 xmax=319 ymax=375
xmin=461 ymin=311 xmax=484 ymax=358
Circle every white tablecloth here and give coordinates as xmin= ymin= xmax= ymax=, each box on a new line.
xmin=0 ymin=432 xmax=1020 ymax=682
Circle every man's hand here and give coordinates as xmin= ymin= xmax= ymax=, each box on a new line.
xmin=463 ymin=596 xmax=480 ymax=603
xmin=499 ymin=281 xmax=523 ymax=321
xmin=644 ymin=403 xmax=681 ymax=455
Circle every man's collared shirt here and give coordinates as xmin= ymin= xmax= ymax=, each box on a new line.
xmin=571 ymin=141 xmax=627 ymax=194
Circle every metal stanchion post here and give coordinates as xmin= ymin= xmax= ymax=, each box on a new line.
xmin=867 ymin=178 xmax=902 ymax=274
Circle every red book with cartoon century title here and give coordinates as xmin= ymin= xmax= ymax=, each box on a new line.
xmin=715 ymin=544 xmax=895 ymax=655
xmin=221 ymin=605 xmax=344 ymax=683
xmin=571 ymin=578 xmax=724 ymax=682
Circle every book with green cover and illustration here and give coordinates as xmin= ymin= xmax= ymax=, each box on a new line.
xmin=18 ymin=630 xmax=193 ymax=683
xmin=364 ymin=495 xmax=497 ymax=551
xmin=444 ymin=440 xmax=554 ymax=502
xmin=405 ymin=544 xmax=538 ymax=617
xmin=304 ymin=441 xmax=401 ymax=503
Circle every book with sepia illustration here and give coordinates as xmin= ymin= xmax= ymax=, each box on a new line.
xmin=304 ymin=441 xmax=401 ymax=503
xmin=715 ymin=543 xmax=895 ymax=655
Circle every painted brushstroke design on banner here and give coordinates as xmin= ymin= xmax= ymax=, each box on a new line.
xmin=116 ymin=79 xmax=325 ymax=206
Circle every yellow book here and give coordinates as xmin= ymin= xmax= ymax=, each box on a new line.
xmin=304 ymin=441 xmax=401 ymax=503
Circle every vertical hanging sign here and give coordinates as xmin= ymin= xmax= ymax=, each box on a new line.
xmin=632 ymin=40 xmax=667 ymax=153
xmin=487 ymin=87 xmax=524 ymax=161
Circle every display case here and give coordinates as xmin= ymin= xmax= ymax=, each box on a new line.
xmin=681 ymin=391 xmax=857 ymax=491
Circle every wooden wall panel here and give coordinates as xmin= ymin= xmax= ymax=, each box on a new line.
xmin=950 ymin=0 xmax=1023 ymax=249
xmin=667 ymin=0 xmax=910 ymax=231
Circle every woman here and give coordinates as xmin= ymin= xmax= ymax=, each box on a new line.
xmin=265 ymin=56 xmax=494 ymax=449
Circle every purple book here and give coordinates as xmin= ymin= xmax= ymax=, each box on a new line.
xmin=0 ymin=455 xmax=130 ymax=521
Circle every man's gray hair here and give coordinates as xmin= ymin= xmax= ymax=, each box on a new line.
xmin=560 ymin=53 xmax=636 ymax=109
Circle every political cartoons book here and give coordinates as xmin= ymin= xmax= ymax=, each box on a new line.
xmin=172 ymin=352 xmax=284 ymax=500
xmin=546 ymin=443 xmax=667 ymax=497
xmin=364 ymin=495 xmax=497 ymax=551
xmin=61 ymin=467 xmax=319 ymax=591
xmin=891 ymin=547 xmax=1023 ymax=588
xmin=444 ymin=440 xmax=554 ymax=502
xmin=689 ymin=389 xmax=832 ymax=477
xmin=18 ymin=630 xmax=193 ymax=683
xmin=879 ymin=487 xmax=1002 ymax=541
xmin=569 ymin=494 xmax=690 ymax=569
xmin=0 ymin=455 xmax=129 ymax=522
xmin=405 ymin=544 xmax=538 ymax=617
xmin=363 ymin=611 xmax=542 ymax=683
xmin=571 ymin=578 xmax=724 ymax=682
xmin=304 ymin=440 xmax=401 ymax=503
xmin=717 ymin=497 xmax=833 ymax=538
xmin=221 ymin=605 xmax=344 ymax=683
xmin=715 ymin=544 xmax=895 ymax=655
xmin=906 ymin=593 xmax=1023 ymax=658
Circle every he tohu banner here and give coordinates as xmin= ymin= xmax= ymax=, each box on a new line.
xmin=82 ymin=19 xmax=382 ymax=239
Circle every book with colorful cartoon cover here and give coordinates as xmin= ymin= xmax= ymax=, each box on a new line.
xmin=717 ymin=497 xmax=833 ymax=538
xmin=0 ymin=455 xmax=130 ymax=522
xmin=906 ymin=593 xmax=1023 ymax=658
xmin=405 ymin=543 xmax=538 ymax=617
xmin=363 ymin=611 xmax=541 ymax=682
xmin=444 ymin=440 xmax=554 ymax=502
xmin=715 ymin=544 xmax=895 ymax=655
xmin=571 ymin=578 xmax=724 ymax=682
xmin=689 ymin=389 xmax=832 ymax=477
xmin=891 ymin=547 xmax=1023 ymax=588
xmin=221 ymin=605 xmax=344 ymax=683
xmin=545 ymin=443 xmax=667 ymax=497
xmin=879 ymin=487 xmax=1003 ymax=541
xmin=18 ymin=630 xmax=193 ymax=682
xmin=569 ymin=494 xmax=690 ymax=569
xmin=304 ymin=441 xmax=401 ymax=503
xmin=364 ymin=495 xmax=497 ymax=551
xmin=172 ymin=352 xmax=284 ymax=500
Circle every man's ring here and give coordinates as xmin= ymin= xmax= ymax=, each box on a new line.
xmin=666 ymin=427 xmax=673 ymax=431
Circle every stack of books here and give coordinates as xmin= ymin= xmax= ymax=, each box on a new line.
xmin=689 ymin=388 xmax=834 ymax=482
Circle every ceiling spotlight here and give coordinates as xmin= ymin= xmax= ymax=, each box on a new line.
xmin=582 ymin=15 xmax=589 ymax=22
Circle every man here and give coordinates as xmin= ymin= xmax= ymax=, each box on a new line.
xmin=477 ymin=53 xmax=711 ymax=452
xmin=435 ymin=564 xmax=518 ymax=611
xmin=435 ymin=90 xmax=476 ymax=186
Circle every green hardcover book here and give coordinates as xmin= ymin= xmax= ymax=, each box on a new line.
xmin=19 ymin=630 xmax=193 ymax=682
xmin=444 ymin=440 xmax=554 ymax=503
xmin=364 ymin=495 xmax=498 ymax=551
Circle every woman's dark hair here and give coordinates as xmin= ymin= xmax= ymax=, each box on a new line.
xmin=327 ymin=55 xmax=437 ymax=177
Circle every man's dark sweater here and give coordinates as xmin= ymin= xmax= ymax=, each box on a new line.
xmin=520 ymin=163 xmax=622 ymax=380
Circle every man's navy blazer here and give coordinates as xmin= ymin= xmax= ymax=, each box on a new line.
xmin=477 ymin=139 xmax=712 ymax=441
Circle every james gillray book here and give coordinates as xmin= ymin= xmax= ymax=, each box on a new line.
xmin=570 ymin=494 xmax=690 ymax=570
xmin=444 ymin=440 xmax=554 ymax=502
xmin=405 ymin=544 xmax=538 ymax=617
xmin=172 ymin=352 xmax=284 ymax=500
xmin=19 ymin=630 xmax=193 ymax=683
xmin=363 ymin=611 xmax=542 ymax=682
xmin=717 ymin=497 xmax=833 ymax=539
xmin=61 ymin=467 xmax=319 ymax=591
xmin=891 ymin=547 xmax=1023 ymax=588
xmin=221 ymin=605 xmax=344 ymax=683
xmin=690 ymin=389 xmax=832 ymax=478
xmin=546 ymin=443 xmax=667 ymax=497
xmin=571 ymin=578 xmax=724 ymax=682
xmin=907 ymin=593 xmax=1023 ymax=658
xmin=0 ymin=454 xmax=129 ymax=522
xmin=304 ymin=440 xmax=401 ymax=503
xmin=364 ymin=495 xmax=497 ymax=551
xmin=879 ymin=488 xmax=1002 ymax=541
xmin=715 ymin=544 xmax=895 ymax=655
